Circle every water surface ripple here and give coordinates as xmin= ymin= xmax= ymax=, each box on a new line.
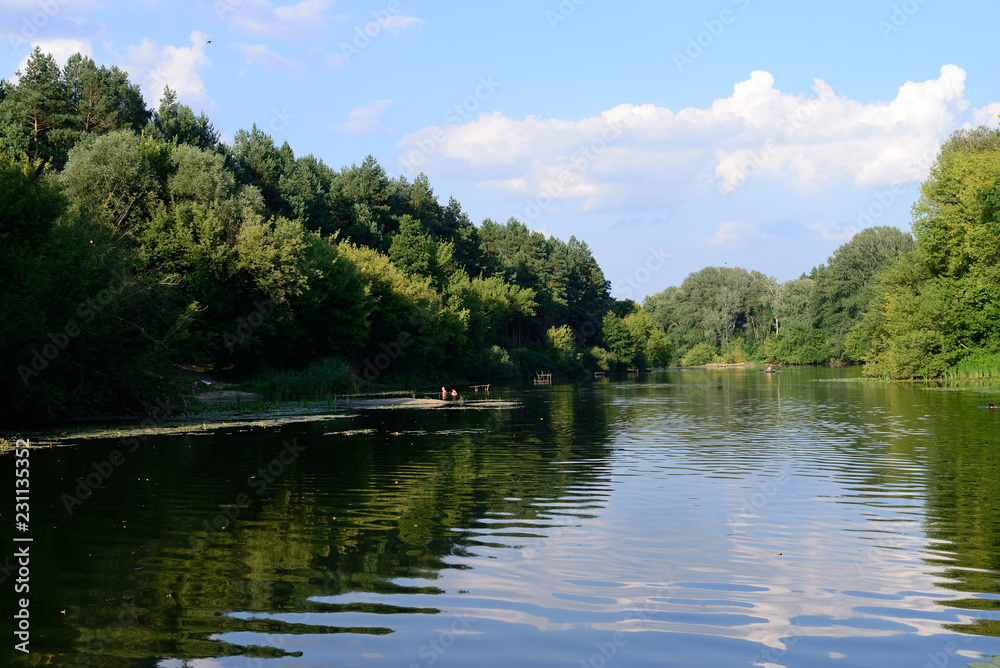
xmin=3 ymin=367 xmax=1000 ymax=667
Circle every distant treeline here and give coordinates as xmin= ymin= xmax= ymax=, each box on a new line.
xmin=0 ymin=49 xmax=673 ymax=423
xmin=644 ymin=127 xmax=1000 ymax=379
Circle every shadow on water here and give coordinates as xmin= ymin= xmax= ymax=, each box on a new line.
xmin=0 ymin=387 xmax=617 ymax=665
xmin=2 ymin=370 xmax=1000 ymax=666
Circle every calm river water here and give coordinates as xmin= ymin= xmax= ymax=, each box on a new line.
xmin=4 ymin=367 xmax=1000 ymax=667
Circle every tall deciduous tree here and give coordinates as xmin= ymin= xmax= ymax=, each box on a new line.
xmin=856 ymin=128 xmax=1000 ymax=377
xmin=811 ymin=226 xmax=914 ymax=359
xmin=60 ymin=130 xmax=171 ymax=232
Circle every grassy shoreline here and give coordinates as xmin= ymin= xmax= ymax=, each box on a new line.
xmin=4 ymin=393 xmax=520 ymax=448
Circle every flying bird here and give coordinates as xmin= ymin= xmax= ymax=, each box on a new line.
xmin=206 ymin=40 xmax=213 ymax=44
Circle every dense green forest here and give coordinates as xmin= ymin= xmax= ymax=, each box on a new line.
xmin=1 ymin=49 xmax=680 ymax=424
xmin=643 ymin=225 xmax=917 ymax=367
xmin=2 ymin=49 xmax=998 ymax=425
xmin=644 ymin=126 xmax=1000 ymax=380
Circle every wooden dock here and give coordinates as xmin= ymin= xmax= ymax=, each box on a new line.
xmin=534 ymin=372 xmax=552 ymax=385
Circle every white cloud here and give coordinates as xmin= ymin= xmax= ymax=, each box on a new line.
xmin=123 ymin=30 xmax=211 ymax=109
xmin=804 ymin=221 xmax=861 ymax=242
xmin=327 ymin=53 xmax=346 ymax=70
xmin=220 ymin=0 xmax=343 ymax=39
xmin=233 ymin=43 xmax=306 ymax=78
xmin=972 ymin=102 xmax=1000 ymax=128
xmin=332 ymin=99 xmax=393 ymax=134
xmin=274 ymin=0 xmax=327 ymax=21
xmin=704 ymin=220 xmax=762 ymax=246
xmin=398 ymin=65 xmax=992 ymax=214
xmin=0 ymin=0 xmax=95 ymax=7
xmin=378 ymin=14 xmax=424 ymax=34
xmin=10 ymin=38 xmax=92 ymax=81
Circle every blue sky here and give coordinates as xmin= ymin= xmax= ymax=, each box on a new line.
xmin=3 ymin=0 xmax=999 ymax=300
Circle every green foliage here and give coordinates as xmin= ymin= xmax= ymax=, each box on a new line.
xmin=602 ymin=305 xmax=672 ymax=370
xmin=1 ymin=154 xmax=190 ymax=420
xmin=390 ymin=215 xmax=439 ymax=280
xmin=646 ymin=227 xmax=914 ymax=368
xmin=644 ymin=326 xmax=673 ymax=367
xmin=722 ymin=338 xmax=747 ymax=364
xmin=510 ymin=347 xmax=557 ymax=378
xmin=62 ymin=53 xmax=149 ymax=136
xmin=0 ymin=153 xmax=65 ymax=243
xmin=761 ymin=325 xmax=829 ymax=365
xmin=328 ymin=155 xmax=394 ymax=249
xmin=245 ymin=358 xmax=353 ymax=400
xmin=646 ymin=266 xmax=775 ymax=355
xmin=539 ymin=324 xmax=586 ymax=374
xmin=601 ymin=311 xmax=636 ymax=369
xmin=681 ymin=342 xmax=717 ymax=366
xmin=0 ymin=48 xmax=150 ymax=165
xmin=0 ymin=48 xmax=70 ymax=163
xmin=152 ymin=87 xmax=219 ymax=150
xmin=546 ymin=324 xmax=576 ymax=358
xmin=337 ymin=241 xmax=446 ymax=371
xmin=167 ymin=143 xmax=235 ymax=205
xmin=945 ymin=351 xmax=1000 ymax=380
xmin=60 ymin=130 xmax=171 ymax=232
xmin=472 ymin=345 xmax=516 ymax=379
xmin=229 ymin=124 xmax=287 ymax=214
xmin=478 ymin=218 xmax=610 ymax=342
xmin=771 ymin=277 xmax=813 ymax=340
xmin=852 ymin=128 xmax=1000 ymax=378
xmin=582 ymin=346 xmax=613 ymax=372
xmin=853 ymin=254 xmax=958 ymax=379
xmin=810 ymin=226 xmax=915 ymax=360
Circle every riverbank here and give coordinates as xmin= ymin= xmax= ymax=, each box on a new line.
xmin=4 ymin=395 xmax=520 ymax=448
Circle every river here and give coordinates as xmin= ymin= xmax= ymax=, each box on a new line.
xmin=3 ymin=367 xmax=1000 ymax=667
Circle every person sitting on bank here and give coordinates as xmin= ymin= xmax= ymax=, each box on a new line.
xmin=990 ymin=401 xmax=996 ymax=409
xmin=451 ymin=389 xmax=458 ymax=398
